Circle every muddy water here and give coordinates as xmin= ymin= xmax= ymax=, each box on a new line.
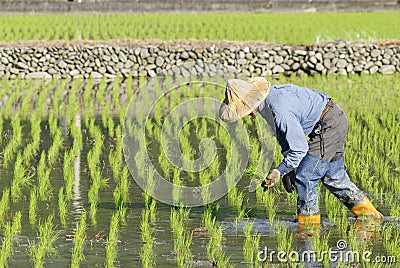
xmin=0 ymin=117 xmax=396 ymax=268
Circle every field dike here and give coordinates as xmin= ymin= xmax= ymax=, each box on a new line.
xmin=0 ymin=40 xmax=399 ymax=80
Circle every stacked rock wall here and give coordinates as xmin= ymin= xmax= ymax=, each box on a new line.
xmin=0 ymin=41 xmax=399 ymax=79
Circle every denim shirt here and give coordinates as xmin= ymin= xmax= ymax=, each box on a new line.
xmin=258 ymin=84 xmax=329 ymax=176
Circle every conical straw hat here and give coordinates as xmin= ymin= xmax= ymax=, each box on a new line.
xmin=219 ymin=77 xmax=271 ymax=122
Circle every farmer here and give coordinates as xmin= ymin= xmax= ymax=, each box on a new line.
xmin=219 ymin=77 xmax=383 ymax=224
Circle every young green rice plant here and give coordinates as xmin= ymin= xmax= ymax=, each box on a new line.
xmin=311 ymin=229 xmax=330 ymax=266
xmin=11 ymin=152 xmax=33 ymax=200
xmin=29 ymin=187 xmax=38 ymax=225
xmin=47 ymin=128 xmax=63 ymax=166
xmin=140 ymin=208 xmax=155 ymax=268
xmin=243 ymin=220 xmax=261 ymax=267
xmin=29 ymin=214 xmax=59 ymax=268
xmin=0 ymin=211 xmax=21 ymax=268
xmin=104 ymin=211 xmax=120 ymax=268
xmin=63 ymin=149 xmax=76 ymax=201
xmin=172 ymin=169 xmax=183 ymax=206
xmin=170 ymin=207 xmax=192 ymax=267
xmin=113 ymin=166 xmax=131 ymax=209
xmin=58 ymin=187 xmax=68 ymax=228
xmin=324 ymin=190 xmax=343 ymax=224
xmin=101 ymin=102 xmax=111 ymax=129
xmin=143 ymin=192 xmax=157 ymax=223
xmin=70 ymin=212 xmax=87 ymax=268
xmin=262 ymin=190 xmax=277 ymax=227
xmin=37 ymin=151 xmax=52 ymax=201
xmin=275 ymin=223 xmax=294 ymax=255
xmin=205 ymin=218 xmax=230 ymax=267
xmin=20 ymin=80 xmax=35 ymax=117
xmin=0 ymin=188 xmax=10 ymax=228
xmin=2 ymin=113 xmax=23 ymax=167
xmin=22 ymin=114 xmax=42 ymax=164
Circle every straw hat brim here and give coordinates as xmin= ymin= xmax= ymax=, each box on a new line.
xmin=219 ymin=77 xmax=270 ymax=122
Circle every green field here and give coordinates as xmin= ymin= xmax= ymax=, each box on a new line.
xmin=0 ymin=73 xmax=399 ymax=267
xmin=0 ymin=12 xmax=399 ymax=44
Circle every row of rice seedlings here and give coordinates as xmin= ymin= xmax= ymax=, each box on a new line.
xmin=275 ymin=223 xmax=294 ymax=262
xmin=20 ymin=79 xmax=36 ymax=117
xmin=71 ymin=212 xmax=87 ymax=268
xmin=140 ymin=194 xmax=157 ymax=267
xmin=261 ymin=190 xmax=277 ymax=227
xmin=170 ymin=206 xmax=192 ymax=267
xmin=22 ymin=114 xmax=42 ymax=165
xmin=11 ymin=151 xmax=34 ymax=199
xmin=0 ymin=211 xmax=22 ymax=267
xmin=0 ymin=188 xmax=10 ymax=228
xmin=87 ymin=119 xmax=108 ymax=224
xmin=37 ymin=151 xmax=52 ymax=201
xmin=47 ymin=116 xmax=64 ymax=167
xmin=104 ymin=211 xmax=121 ymax=267
xmin=113 ymin=166 xmax=130 ymax=210
xmin=381 ymin=224 xmax=400 ymax=261
xmin=202 ymin=205 xmax=231 ymax=267
xmin=29 ymin=214 xmax=59 ymax=268
xmin=2 ymin=112 xmax=23 ymax=167
xmin=83 ymin=80 xmax=96 ymax=128
xmin=243 ymin=221 xmax=261 ymax=266
xmin=58 ymin=187 xmax=68 ymax=227
xmin=29 ymin=187 xmax=38 ymax=225
xmin=62 ymin=149 xmax=76 ymax=201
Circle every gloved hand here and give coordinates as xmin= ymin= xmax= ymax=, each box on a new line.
xmin=282 ymin=170 xmax=296 ymax=193
xmin=261 ymin=169 xmax=280 ymax=191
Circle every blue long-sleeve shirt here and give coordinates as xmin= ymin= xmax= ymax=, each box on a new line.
xmin=258 ymin=84 xmax=329 ymax=176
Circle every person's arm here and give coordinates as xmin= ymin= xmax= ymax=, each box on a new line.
xmin=274 ymin=112 xmax=308 ymax=176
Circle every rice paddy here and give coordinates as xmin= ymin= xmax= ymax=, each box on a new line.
xmin=0 ymin=12 xmax=399 ymax=44
xmin=0 ymin=72 xmax=399 ymax=267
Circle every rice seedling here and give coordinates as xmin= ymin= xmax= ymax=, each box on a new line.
xmin=2 ymin=113 xmax=23 ymax=167
xmin=29 ymin=187 xmax=38 ymax=225
xmin=143 ymin=192 xmax=158 ymax=223
xmin=243 ymin=220 xmax=261 ymax=266
xmin=205 ymin=218 xmax=230 ymax=267
xmin=58 ymin=187 xmax=68 ymax=227
xmin=113 ymin=166 xmax=130 ymax=209
xmin=140 ymin=208 xmax=155 ymax=268
xmin=63 ymin=149 xmax=76 ymax=201
xmin=0 ymin=211 xmax=21 ymax=267
xmin=29 ymin=214 xmax=59 ymax=268
xmin=275 ymin=223 xmax=293 ymax=255
xmin=262 ymin=190 xmax=277 ymax=227
xmin=11 ymin=152 xmax=33 ymax=200
xmin=104 ymin=211 xmax=120 ymax=268
xmin=37 ymin=151 xmax=52 ymax=201
xmin=0 ymin=188 xmax=10 ymax=228
xmin=170 ymin=207 xmax=192 ymax=267
xmin=71 ymin=212 xmax=87 ymax=268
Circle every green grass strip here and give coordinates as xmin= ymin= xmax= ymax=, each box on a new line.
xmin=0 ymin=12 xmax=398 ymax=44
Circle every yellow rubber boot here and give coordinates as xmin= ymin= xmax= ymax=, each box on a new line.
xmin=350 ymin=197 xmax=383 ymax=218
xmin=296 ymin=214 xmax=321 ymax=236
xmin=297 ymin=214 xmax=321 ymax=224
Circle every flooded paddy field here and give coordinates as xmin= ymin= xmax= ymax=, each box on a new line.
xmin=0 ymin=73 xmax=399 ymax=267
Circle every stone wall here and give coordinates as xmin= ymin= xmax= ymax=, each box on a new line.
xmin=1 ymin=0 xmax=399 ymax=13
xmin=0 ymin=41 xmax=399 ymax=79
